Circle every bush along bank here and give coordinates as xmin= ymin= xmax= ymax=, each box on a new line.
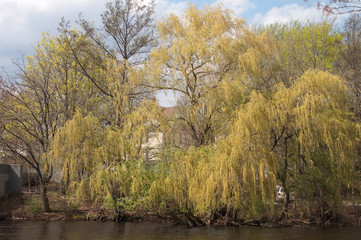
xmin=4 ymin=185 xmax=361 ymax=227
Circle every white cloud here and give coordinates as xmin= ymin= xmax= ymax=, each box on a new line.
xmin=213 ymin=0 xmax=255 ymax=15
xmin=0 ymin=0 xmax=105 ymax=72
xmin=0 ymin=0 xmax=104 ymax=43
xmin=1 ymin=0 xmax=90 ymax=13
xmin=253 ymin=4 xmax=322 ymax=25
xmin=0 ymin=0 xmax=196 ymax=74
xmin=155 ymin=0 xmax=190 ymax=17
xmin=154 ymin=0 xmax=255 ymax=19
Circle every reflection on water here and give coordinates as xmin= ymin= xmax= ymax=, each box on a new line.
xmin=1 ymin=220 xmax=361 ymax=240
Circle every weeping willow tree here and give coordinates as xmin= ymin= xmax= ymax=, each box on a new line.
xmin=221 ymin=70 xmax=359 ymax=219
xmin=51 ymin=12 xmax=166 ymax=217
xmin=149 ymin=70 xmax=359 ymax=224
xmin=51 ymin=112 xmax=103 ymax=194
xmin=149 ymin=146 xmax=214 ymax=225
xmin=92 ymin=100 xmax=166 ymax=221
xmin=88 ymin=157 xmax=155 ymax=221
xmin=146 ymin=4 xmax=247 ymax=147
xmin=50 ymin=99 xmax=166 ymax=220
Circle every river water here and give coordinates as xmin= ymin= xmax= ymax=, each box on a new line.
xmin=1 ymin=221 xmax=361 ymax=240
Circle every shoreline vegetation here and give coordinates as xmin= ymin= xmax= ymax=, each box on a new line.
xmin=1 ymin=185 xmax=361 ymax=227
xmin=1 ymin=1 xmax=361 ymax=229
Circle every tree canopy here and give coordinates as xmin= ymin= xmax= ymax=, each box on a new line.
xmin=2 ymin=2 xmax=361 ymax=224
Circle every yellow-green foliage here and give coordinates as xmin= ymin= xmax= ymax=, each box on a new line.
xmin=149 ymin=147 xmax=213 ymax=214
xmin=87 ymin=159 xmax=153 ymax=211
xmin=27 ymin=30 xmax=109 ymax=121
xmin=51 ymin=100 xmax=164 ymax=211
xmin=153 ymin=4 xmax=245 ymax=76
xmin=149 ymin=70 xmax=359 ymax=219
xmin=2 ymin=0 xmax=359 ymax=223
xmin=244 ymin=21 xmax=342 ymax=90
xmin=26 ymin=4 xmax=361 ymax=221
xmin=51 ymin=111 xmax=102 ymax=190
xmin=147 ymin=4 xmax=247 ymax=146
xmin=148 ymin=142 xmax=275 ymax=218
xmin=224 ymin=70 xmax=358 ymax=211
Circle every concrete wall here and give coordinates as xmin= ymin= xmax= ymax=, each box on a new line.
xmin=0 ymin=164 xmax=22 ymax=198
xmin=0 ymin=164 xmax=10 ymax=198
xmin=8 ymin=164 xmax=22 ymax=194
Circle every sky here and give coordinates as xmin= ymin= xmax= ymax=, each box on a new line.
xmin=0 ymin=0 xmax=341 ymax=105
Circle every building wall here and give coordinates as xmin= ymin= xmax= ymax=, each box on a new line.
xmin=8 ymin=164 xmax=22 ymax=194
xmin=0 ymin=164 xmax=10 ymax=198
xmin=0 ymin=164 xmax=22 ymax=198
xmin=142 ymin=131 xmax=164 ymax=161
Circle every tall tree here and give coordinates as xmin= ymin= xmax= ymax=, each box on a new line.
xmin=223 ymin=70 xmax=358 ymax=217
xmin=0 ymin=60 xmax=58 ymax=212
xmin=50 ymin=100 xmax=164 ymax=220
xmin=147 ymin=5 xmax=246 ymax=147
xmin=0 ymin=30 xmax=105 ymax=211
xmin=62 ymin=0 xmax=157 ymax=120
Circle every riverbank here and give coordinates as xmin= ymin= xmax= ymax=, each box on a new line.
xmin=2 ymin=186 xmax=361 ymax=227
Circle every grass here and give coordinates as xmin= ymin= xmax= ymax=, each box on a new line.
xmin=25 ymin=195 xmax=42 ymax=217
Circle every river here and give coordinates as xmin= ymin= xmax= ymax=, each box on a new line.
xmin=1 ymin=221 xmax=361 ymax=240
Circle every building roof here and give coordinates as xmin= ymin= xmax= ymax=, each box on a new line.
xmin=162 ymin=106 xmax=176 ymax=118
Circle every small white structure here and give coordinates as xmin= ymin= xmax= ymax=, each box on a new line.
xmin=141 ymin=107 xmax=175 ymax=161
xmin=142 ymin=131 xmax=164 ymax=161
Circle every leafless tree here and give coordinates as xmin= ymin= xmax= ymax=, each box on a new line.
xmin=336 ymin=14 xmax=361 ymax=117
xmin=63 ymin=0 xmax=157 ymax=98
xmin=305 ymin=0 xmax=361 ymax=14
xmin=0 ymin=61 xmax=58 ymax=212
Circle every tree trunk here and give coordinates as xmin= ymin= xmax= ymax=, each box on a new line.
xmin=27 ymin=166 xmax=31 ymax=193
xmin=40 ymin=182 xmax=51 ymax=212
